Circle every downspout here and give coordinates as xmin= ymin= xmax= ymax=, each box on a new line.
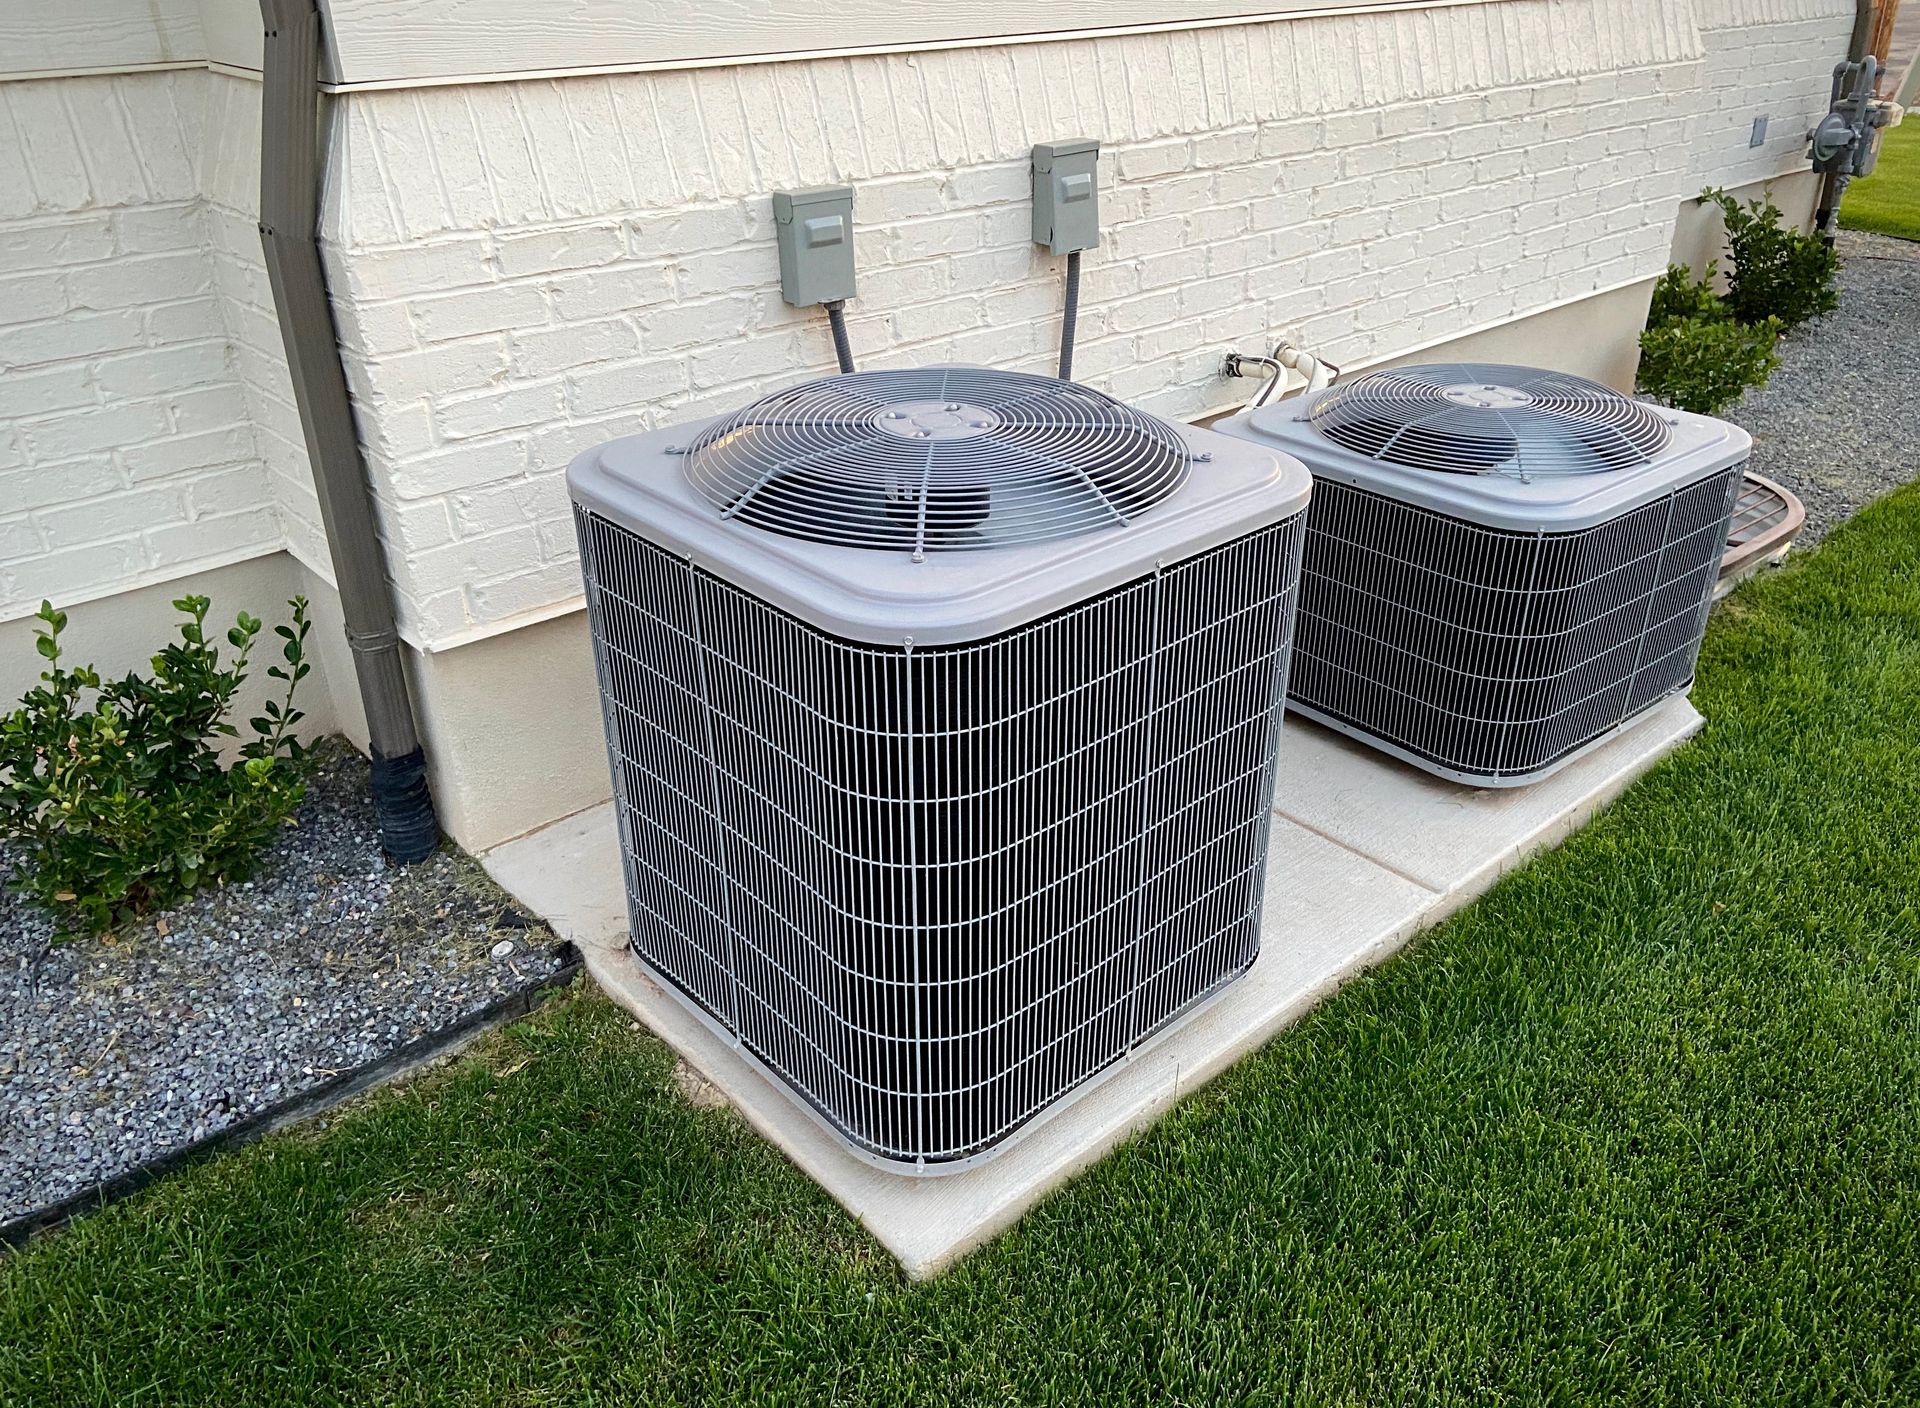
xmin=258 ymin=0 xmax=438 ymax=863
xmin=1816 ymin=0 xmax=1883 ymax=234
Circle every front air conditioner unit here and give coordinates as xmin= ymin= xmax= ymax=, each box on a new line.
xmin=1218 ymin=363 xmax=1747 ymax=787
xmin=568 ymin=367 xmax=1312 ymax=1170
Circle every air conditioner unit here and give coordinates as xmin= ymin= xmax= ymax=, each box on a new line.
xmin=1217 ymin=363 xmax=1748 ymax=787
xmin=568 ymin=367 xmax=1312 ymax=1169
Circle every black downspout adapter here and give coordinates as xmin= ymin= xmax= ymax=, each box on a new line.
xmin=258 ymin=0 xmax=437 ymax=863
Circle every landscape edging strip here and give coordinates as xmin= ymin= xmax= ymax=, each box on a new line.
xmin=1 ymin=943 xmax=583 ymax=1251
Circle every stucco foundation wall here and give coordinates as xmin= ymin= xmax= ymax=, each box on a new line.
xmin=1670 ymin=168 xmax=1825 ymax=280
xmin=402 ymin=611 xmax=609 ymax=850
xmin=1369 ymin=275 xmax=1661 ymax=393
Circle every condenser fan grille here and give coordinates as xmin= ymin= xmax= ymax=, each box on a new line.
xmin=683 ymin=368 xmax=1190 ymax=556
xmin=1305 ymin=362 xmax=1673 ymax=478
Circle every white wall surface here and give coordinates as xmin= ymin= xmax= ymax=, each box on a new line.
xmin=314 ymin=0 xmax=1482 ymax=89
xmin=0 ymin=0 xmax=260 ymax=80
xmin=1695 ymin=0 xmax=1858 ymax=193
xmin=316 ymin=0 xmax=1766 ymax=649
xmin=0 ymin=2 xmax=206 ymax=78
xmin=2 ymin=0 xmax=1855 ymax=655
xmin=0 ymin=69 xmax=321 ymax=623
xmin=197 ymin=73 xmax=332 ymax=573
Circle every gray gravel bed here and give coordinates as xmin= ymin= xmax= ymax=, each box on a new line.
xmin=0 ymin=742 xmax=566 ymax=1224
xmin=1731 ymin=230 xmax=1920 ymax=544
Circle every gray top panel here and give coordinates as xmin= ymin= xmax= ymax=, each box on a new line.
xmin=1221 ymin=377 xmax=1750 ymax=534
xmin=569 ymin=372 xmax=1311 ymax=647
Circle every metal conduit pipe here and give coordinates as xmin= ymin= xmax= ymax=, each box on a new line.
xmin=258 ymin=0 xmax=438 ymax=863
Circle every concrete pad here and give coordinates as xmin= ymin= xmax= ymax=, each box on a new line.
xmin=481 ymin=694 xmax=1703 ymax=1280
xmin=1272 ymin=696 xmax=1703 ymax=900
xmin=479 ymin=800 xmax=626 ymax=951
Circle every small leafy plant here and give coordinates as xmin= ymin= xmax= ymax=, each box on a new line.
xmin=1702 ymin=187 xmax=1841 ymax=329
xmin=1646 ymin=262 xmax=1730 ymax=328
xmin=1635 ymin=181 xmax=1836 ymax=415
xmin=1637 ymin=312 xmax=1784 ymax=416
xmin=0 ymin=595 xmax=315 ymax=935
xmin=1638 ymin=263 xmax=1778 ymax=414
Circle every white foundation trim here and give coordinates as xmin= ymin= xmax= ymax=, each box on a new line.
xmin=0 ymin=542 xmax=290 ymax=626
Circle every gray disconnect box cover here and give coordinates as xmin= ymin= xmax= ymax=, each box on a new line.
xmin=1032 ymin=140 xmax=1099 ymax=255
xmin=772 ymin=185 xmax=856 ymax=306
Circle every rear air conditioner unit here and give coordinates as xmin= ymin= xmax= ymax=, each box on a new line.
xmin=1218 ymin=363 xmax=1747 ymax=787
xmin=568 ymin=367 xmax=1312 ymax=1169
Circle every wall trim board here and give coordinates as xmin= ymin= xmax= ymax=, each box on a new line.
xmin=0 ymin=61 xmax=264 ymax=87
xmin=0 ymin=61 xmax=210 ymax=85
xmin=0 ymin=542 xmax=289 ymax=628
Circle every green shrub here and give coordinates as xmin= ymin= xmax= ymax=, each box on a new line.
xmin=1646 ymin=262 xmax=1730 ymax=329
xmin=1704 ymin=187 xmax=1840 ymax=328
xmin=0 ymin=595 xmax=314 ymax=936
xmin=1636 ymin=187 xmax=1834 ymax=413
xmin=1636 ymin=314 xmax=1783 ymax=416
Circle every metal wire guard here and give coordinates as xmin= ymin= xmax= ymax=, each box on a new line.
xmin=1304 ymin=362 xmax=1673 ymax=477
xmin=682 ymin=367 xmax=1191 ymax=554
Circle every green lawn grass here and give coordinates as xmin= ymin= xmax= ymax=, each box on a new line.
xmin=1840 ymin=117 xmax=1920 ymax=240
xmin=6 ymin=485 xmax=1920 ymax=1405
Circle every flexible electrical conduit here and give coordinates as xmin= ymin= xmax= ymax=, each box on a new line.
xmin=258 ymin=0 xmax=438 ymax=862
xmin=824 ymin=299 xmax=856 ymax=374
xmin=1057 ymin=250 xmax=1081 ymax=380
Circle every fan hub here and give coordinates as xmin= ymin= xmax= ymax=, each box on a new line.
xmin=1440 ymin=382 xmax=1536 ymax=410
xmin=876 ymin=400 xmax=1000 ymax=440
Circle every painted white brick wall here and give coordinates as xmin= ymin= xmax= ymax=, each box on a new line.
xmin=198 ymin=72 xmax=330 ymax=581
xmin=5 ymin=0 xmax=1854 ymax=646
xmin=1694 ymin=0 xmax=1858 ymax=191
xmin=320 ymin=0 xmax=1754 ymax=648
xmin=0 ymin=70 xmax=320 ymax=621
xmin=0 ymin=73 xmax=269 ymax=618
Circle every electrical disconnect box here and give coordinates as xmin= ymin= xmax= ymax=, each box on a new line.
xmin=773 ymin=185 xmax=856 ymax=306
xmin=1031 ymin=140 xmax=1100 ymax=255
